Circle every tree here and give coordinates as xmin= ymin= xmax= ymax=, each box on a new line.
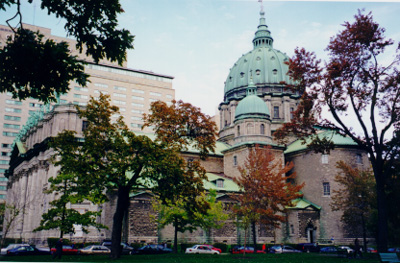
xmin=51 ymin=95 xmax=217 ymax=258
xmin=274 ymin=10 xmax=400 ymax=251
xmin=331 ymin=161 xmax=376 ymax=253
xmin=197 ymin=189 xmax=229 ymax=243
xmin=0 ymin=0 xmax=134 ymax=102
xmin=232 ymin=145 xmax=303 ymax=250
xmin=152 ymin=189 xmax=227 ymax=252
xmin=0 ymin=184 xmax=35 ymax=247
xmin=33 ymin=172 xmax=106 ymax=238
xmin=385 ymin=130 xmax=400 ymax=245
xmin=143 ymin=100 xmax=218 ymax=252
xmin=0 ymin=203 xmax=21 ymax=247
xmin=151 ymin=197 xmax=204 ymax=253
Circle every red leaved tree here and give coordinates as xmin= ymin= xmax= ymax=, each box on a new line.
xmin=275 ymin=10 xmax=400 ymax=252
xmin=331 ymin=161 xmax=376 ymax=253
xmin=232 ymin=145 xmax=304 ymax=250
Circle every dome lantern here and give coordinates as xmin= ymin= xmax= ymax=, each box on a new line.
xmin=252 ymin=9 xmax=273 ymax=49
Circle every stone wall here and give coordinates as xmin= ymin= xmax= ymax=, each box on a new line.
xmin=287 ymin=147 xmax=370 ymax=243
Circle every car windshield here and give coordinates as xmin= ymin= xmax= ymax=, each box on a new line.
xmin=5 ymin=245 xmax=16 ymax=249
xmin=82 ymin=245 xmax=93 ymax=250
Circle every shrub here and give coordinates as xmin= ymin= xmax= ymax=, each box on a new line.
xmin=214 ymin=243 xmax=228 ymax=253
xmin=47 ymin=238 xmax=70 ymax=248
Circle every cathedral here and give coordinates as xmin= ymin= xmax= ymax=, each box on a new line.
xmin=4 ymin=6 xmax=370 ymax=247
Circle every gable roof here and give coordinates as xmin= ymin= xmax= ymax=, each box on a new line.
xmin=285 ymin=130 xmax=359 ymax=155
xmin=287 ymin=198 xmax=321 ymax=210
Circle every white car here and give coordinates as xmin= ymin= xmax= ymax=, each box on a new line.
xmin=185 ymin=245 xmax=220 ymax=254
xmin=338 ymin=246 xmax=354 ymax=253
xmin=79 ymin=245 xmax=111 ymax=255
xmin=1 ymin=244 xmax=30 ymax=255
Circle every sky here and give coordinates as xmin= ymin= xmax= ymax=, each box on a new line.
xmin=1 ymin=0 xmax=400 ymax=117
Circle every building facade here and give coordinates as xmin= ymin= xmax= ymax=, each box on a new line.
xmin=0 ymin=24 xmax=175 ymax=203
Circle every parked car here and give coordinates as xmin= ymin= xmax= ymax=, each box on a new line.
xmin=185 ymin=245 xmax=220 ymax=254
xmin=6 ymin=245 xmax=51 ymax=256
xmin=231 ymin=246 xmax=266 ymax=254
xmin=320 ymin=246 xmax=338 ymax=253
xmin=202 ymin=244 xmax=222 ymax=253
xmin=388 ymin=248 xmax=400 ymax=253
xmin=79 ymin=245 xmax=111 ymax=255
xmin=338 ymin=246 xmax=354 ymax=254
xmin=367 ymin=247 xmax=377 ymax=253
xmin=269 ymin=245 xmax=302 ymax=254
xmin=50 ymin=245 xmax=79 ymax=255
xmin=101 ymin=240 xmax=136 ymax=255
xmin=137 ymin=244 xmax=173 ymax=254
xmin=296 ymin=243 xmax=320 ymax=252
xmin=1 ymin=244 xmax=30 ymax=255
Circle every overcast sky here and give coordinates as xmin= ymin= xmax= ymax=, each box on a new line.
xmin=2 ymin=0 xmax=400 ymax=117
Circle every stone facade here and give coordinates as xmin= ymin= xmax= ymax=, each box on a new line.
xmin=286 ymin=148 xmax=369 ymax=244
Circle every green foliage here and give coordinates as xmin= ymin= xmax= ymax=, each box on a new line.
xmin=32 ymin=0 xmax=134 ymax=64
xmin=0 ymin=29 xmax=88 ymax=103
xmin=49 ymin=94 xmax=217 ymax=258
xmin=0 ymin=0 xmax=134 ymax=102
xmin=214 ymin=242 xmax=228 ymax=253
xmin=152 ymin=190 xmax=227 ymax=235
xmin=152 ymin=198 xmax=201 ymax=235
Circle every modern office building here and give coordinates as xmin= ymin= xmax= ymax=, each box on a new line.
xmin=0 ymin=24 xmax=175 ymax=203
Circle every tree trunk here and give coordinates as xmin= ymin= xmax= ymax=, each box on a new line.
xmin=361 ymin=213 xmax=367 ymax=254
xmin=252 ymin=221 xmax=257 ymax=251
xmin=375 ymin=175 xmax=388 ymax=252
xmin=243 ymin=227 xmax=247 ymax=256
xmin=110 ymin=186 xmax=130 ymax=259
xmin=60 ymin=201 xmax=66 ymax=239
xmin=173 ymin=218 xmax=178 ymax=254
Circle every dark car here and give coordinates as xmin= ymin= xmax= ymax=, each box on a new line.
xmin=388 ymin=248 xmax=400 ymax=253
xmin=101 ymin=240 xmax=136 ymax=255
xmin=6 ymin=245 xmax=51 ymax=256
xmin=137 ymin=244 xmax=173 ymax=254
xmin=320 ymin=246 xmax=338 ymax=253
xmin=296 ymin=243 xmax=321 ymax=253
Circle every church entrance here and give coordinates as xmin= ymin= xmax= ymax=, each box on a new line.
xmin=306 ymin=223 xmax=316 ymax=243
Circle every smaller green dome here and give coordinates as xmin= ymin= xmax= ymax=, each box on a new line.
xmin=234 ymin=82 xmax=270 ymax=121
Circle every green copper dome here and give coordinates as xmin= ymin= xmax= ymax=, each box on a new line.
xmin=224 ymin=10 xmax=295 ymax=99
xmin=234 ymin=81 xmax=270 ymax=121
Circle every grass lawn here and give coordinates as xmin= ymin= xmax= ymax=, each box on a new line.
xmin=0 ymin=253 xmax=381 ymax=263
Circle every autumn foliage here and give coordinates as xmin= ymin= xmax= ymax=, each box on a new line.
xmin=331 ymin=161 xmax=376 ymax=251
xmin=232 ymin=145 xmax=304 ymax=228
xmin=274 ymin=10 xmax=400 ymax=251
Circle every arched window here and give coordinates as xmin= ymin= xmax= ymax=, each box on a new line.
xmin=237 ymin=125 xmax=240 ymax=136
xmin=260 ymin=124 xmax=265 ymax=135
xmin=233 ymin=156 xmax=237 ymax=166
